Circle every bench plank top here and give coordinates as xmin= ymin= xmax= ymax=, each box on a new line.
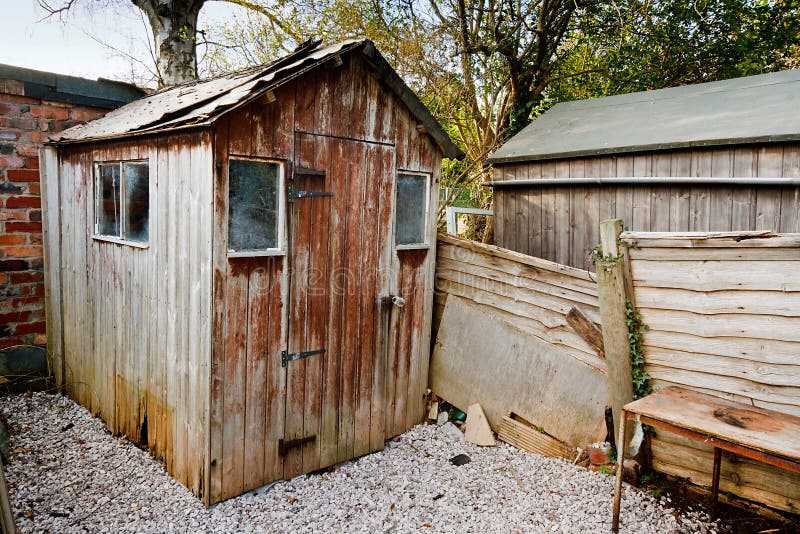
xmin=624 ymin=387 xmax=800 ymax=462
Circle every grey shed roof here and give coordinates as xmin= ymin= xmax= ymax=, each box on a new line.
xmin=486 ymin=69 xmax=800 ymax=165
xmin=51 ymin=39 xmax=463 ymax=159
xmin=0 ymin=63 xmax=144 ymax=109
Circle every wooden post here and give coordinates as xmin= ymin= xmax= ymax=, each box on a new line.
xmin=596 ymin=219 xmax=634 ymax=448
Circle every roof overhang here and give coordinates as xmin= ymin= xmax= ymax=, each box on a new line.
xmin=48 ymin=40 xmax=463 ymax=160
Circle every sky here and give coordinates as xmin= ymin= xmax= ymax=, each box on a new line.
xmin=0 ymin=1 xmax=243 ymax=86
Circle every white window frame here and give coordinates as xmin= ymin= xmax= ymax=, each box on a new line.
xmin=394 ymin=170 xmax=431 ymax=250
xmin=93 ymin=159 xmax=150 ymax=249
xmin=226 ymin=156 xmax=286 ymax=258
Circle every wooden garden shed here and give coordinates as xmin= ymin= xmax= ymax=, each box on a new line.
xmin=485 ymin=70 xmax=800 ymax=269
xmin=40 ymin=39 xmax=461 ymax=504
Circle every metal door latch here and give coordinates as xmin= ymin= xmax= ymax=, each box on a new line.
xmin=288 ymin=184 xmax=332 ymax=201
xmin=281 ymin=348 xmax=326 ymax=366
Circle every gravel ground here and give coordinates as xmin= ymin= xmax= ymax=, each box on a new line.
xmin=0 ymin=393 xmax=717 ymax=533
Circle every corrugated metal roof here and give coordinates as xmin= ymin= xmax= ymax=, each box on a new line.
xmin=50 ymin=39 xmax=463 ymax=159
xmin=486 ymin=69 xmax=800 ymax=165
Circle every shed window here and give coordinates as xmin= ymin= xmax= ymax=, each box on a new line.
xmin=395 ymin=172 xmax=430 ymax=248
xmin=94 ymin=161 xmax=149 ymax=244
xmin=228 ymin=158 xmax=284 ymax=254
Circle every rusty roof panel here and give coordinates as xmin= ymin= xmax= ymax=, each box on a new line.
xmin=51 ymin=40 xmax=363 ymax=143
xmin=50 ymin=39 xmax=463 ymax=159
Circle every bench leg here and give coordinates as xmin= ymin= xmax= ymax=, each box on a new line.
xmin=612 ymin=410 xmax=628 ymax=532
xmin=711 ymin=447 xmax=722 ymax=518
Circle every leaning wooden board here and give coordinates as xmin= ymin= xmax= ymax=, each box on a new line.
xmin=430 ymin=295 xmax=608 ymax=448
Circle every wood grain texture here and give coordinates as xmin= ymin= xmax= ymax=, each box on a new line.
xmin=624 ymin=230 xmax=800 ymax=512
xmin=52 ymin=133 xmax=214 ymax=501
xmin=430 ymin=296 xmax=608 ymax=448
xmin=47 ymin=51 xmax=442 ymax=506
xmin=490 ymin=143 xmax=800 ymax=268
xmin=435 ymin=235 xmax=604 ymax=372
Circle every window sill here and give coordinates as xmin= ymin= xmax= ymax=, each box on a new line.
xmin=93 ymin=235 xmax=149 ymax=249
xmin=227 ymin=250 xmax=286 ymax=258
xmin=396 ymin=243 xmax=430 ymax=251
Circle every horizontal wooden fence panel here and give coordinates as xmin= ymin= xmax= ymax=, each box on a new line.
xmin=623 ymin=230 xmax=800 ymax=513
xmin=434 ymin=233 xmax=604 ymax=374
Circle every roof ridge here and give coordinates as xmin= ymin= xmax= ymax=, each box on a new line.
xmin=556 ymin=70 xmax=800 ymax=112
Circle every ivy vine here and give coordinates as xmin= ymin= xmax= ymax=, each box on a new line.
xmin=625 ymin=299 xmax=651 ymax=399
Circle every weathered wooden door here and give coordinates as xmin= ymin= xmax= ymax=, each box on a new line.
xmin=283 ymin=133 xmax=395 ymax=479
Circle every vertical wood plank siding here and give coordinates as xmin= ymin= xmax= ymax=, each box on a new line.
xmin=51 ymin=132 xmax=214 ymax=499
xmin=625 ymin=232 xmax=800 ymax=513
xmin=492 ymin=144 xmax=800 ymax=269
xmin=210 ymin=54 xmax=440 ymax=502
xmin=47 ymin=52 xmax=442 ymax=506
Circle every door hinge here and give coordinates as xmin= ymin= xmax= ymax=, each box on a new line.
xmin=281 ymin=348 xmax=326 ymax=366
xmin=292 ymin=189 xmax=333 ymax=200
xmin=288 ymin=184 xmax=333 ymax=202
xmin=279 ymin=435 xmax=316 ymax=455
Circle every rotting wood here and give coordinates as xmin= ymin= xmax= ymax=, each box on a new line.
xmin=430 ymin=295 xmax=608 ymax=448
xmin=566 ymin=307 xmax=604 ymax=358
xmin=0 ymin=455 xmax=16 ymax=534
xmin=46 ymin=45 xmax=445 ymax=507
xmin=625 ymin=228 xmax=800 ymax=513
xmin=497 ymin=415 xmax=575 ymax=460
xmin=596 ymin=219 xmax=634 ymax=440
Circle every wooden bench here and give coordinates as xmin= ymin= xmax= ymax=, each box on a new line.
xmin=612 ymin=387 xmax=800 ymax=532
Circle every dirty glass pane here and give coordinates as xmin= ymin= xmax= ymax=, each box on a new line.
xmin=395 ymin=173 xmax=428 ymax=246
xmin=97 ymin=163 xmax=121 ymax=237
xmin=228 ymin=159 xmax=280 ymax=252
xmin=123 ymin=162 xmax=149 ymax=242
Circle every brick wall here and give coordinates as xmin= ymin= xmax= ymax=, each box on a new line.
xmin=0 ymin=82 xmax=106 ymax=349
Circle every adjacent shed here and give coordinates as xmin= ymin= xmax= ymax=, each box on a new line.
xmin=485 ymin=70 xmax=800 ymax=269
xmin=40 ymin=39 xmax=461 ymax=504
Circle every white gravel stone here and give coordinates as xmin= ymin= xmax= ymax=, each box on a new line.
xmin=0 ymin=393 xmax=718 ymax=533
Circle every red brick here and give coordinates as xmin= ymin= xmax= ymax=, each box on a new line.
xmin=7 ymin=169 xmax=39 ymax=182
xmin=0 ymin=156 xmax=26 ymax=168
xmin=33 ymin=333 xmax=46 ymax=346
xmin=0 ymin=273 xmax=8 ymax=284
xmin=5 ymin=222 xmax=41 ymax=232
xmin=0 ymin=235 xmax=25 ymax=246
xmin=27 ymin=132 xmax=45 ymax=145
xmin=30 ymin=106 xmax=70 ymax=120
xmin=2 ymin=94 xmax=36 ymax=105
xmin=31 ymin=283 xmax=44 ymax=296
xmin=17 ymin=145 xmax=38 ymax=157
xmin=0 ymin=259 xmax=29 ymax=271
xmin=5 ymin=195 xmax=41 ymax=209
xmin=11 ymin=296 xmax=42 ymax=309
xmin=9 ymin=272 xmax=41 ymax=284
xmin=24 ymin=157 xmax=39 ymax=170
xmin=0 ymin=311 xmax=30 ymax=323
xmin=27 ymin=182 xmax=40 ymax=195
xmin=0 ymin=210 xmax=28 ymax=221
xmin=0 ymin=130 xmax=20 ymax=141
xmin=12 ymin=322 xmax=45 ymax=335
xmin=2 ymin=245 xmax=42 ymax=258
xmin=4 ymin=196 xmax=40 ymax=209
xmin=28 ymin=233 xmax=42 ymax=244
xmin=70 ymin=109 xmax=103 ymax=122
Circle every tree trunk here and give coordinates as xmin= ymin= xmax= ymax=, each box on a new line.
xmin=132 ymin=0 xmax=205 ymax=87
